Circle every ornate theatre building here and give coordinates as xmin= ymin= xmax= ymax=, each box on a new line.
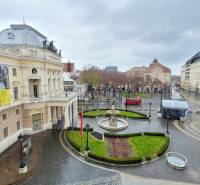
xmin=0 ymin=24 xmax=78 ymax=153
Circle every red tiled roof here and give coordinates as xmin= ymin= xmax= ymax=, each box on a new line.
xmin=146 ymin=58 xmax=171 ymax=73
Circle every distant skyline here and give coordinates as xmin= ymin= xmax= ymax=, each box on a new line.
xmin=1 ymin=0 xmax=200 ymax=75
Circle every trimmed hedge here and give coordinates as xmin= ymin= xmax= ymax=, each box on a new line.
xmin=88 ymin=152 xmax=142 ymax=164
xmin=67 ymin=126 xmax=94 ymax=132
xmin=104 ymin=132 xmax=142 ymax=138
xmin=143 ymin=132 xmax=165 ymax=136
xmin=157 ymin=136 xmax=170 ymax=157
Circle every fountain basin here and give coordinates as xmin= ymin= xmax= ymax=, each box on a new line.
xmin=106 ymin=109 xmax=120 ymax=115
xmin=98 ymin=118 xmax=128 ymax=131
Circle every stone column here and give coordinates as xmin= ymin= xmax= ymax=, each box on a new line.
xmin=47 ymin=106 xmax=51 ymax=124
xmin=57 ymin=106 xmax=61 ymax=120
xmin=64 ymin=105 xmax=70 ymax=128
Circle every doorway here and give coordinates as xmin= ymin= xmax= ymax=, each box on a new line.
xmin=32 ymin=113 xmax=41 ymax=131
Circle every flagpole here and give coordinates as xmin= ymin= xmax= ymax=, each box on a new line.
xmin=80 ymin=106 xmax=83 ymax=152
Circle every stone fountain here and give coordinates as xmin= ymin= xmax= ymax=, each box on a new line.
xmin=98 ymin=99 xmax=128 ymax=131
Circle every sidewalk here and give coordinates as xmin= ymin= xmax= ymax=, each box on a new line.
xmin=121 ymin=173 xmax=198 ymax=185
xmin=0 ymin=131 xmax=47 ymax=185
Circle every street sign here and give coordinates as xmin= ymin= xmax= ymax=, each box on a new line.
xmin=22 ymin=138 xmax=31 ymax=154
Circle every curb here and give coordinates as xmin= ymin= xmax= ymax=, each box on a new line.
xmin=62 ymin=129 xmax=171 ymax=167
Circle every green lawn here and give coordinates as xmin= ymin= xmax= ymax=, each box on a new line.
xmin=66 ymin=130 xmax=169 ymax=162
xmin=118 ymin=110 xmax=145 ymax=118
xmin=122 ymin=92 xmax=150 ymax=99
xmin=129 ymin=136 xmax=169 ymax=159
xmin=83 ymin=109 xmax=147 ymax=119
xmin=66 ymin=130 xmax=107 ymax=157
xmin=83 ymin=109 xmax=107 ymax=117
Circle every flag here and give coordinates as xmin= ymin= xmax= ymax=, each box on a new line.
xmin=72 ymin=103 xmax=74 ymax=129
xmin=80 ymin=107 xmax=83 ymax=139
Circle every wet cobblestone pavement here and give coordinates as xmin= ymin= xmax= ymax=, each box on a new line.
xmin=22 ymin=130 xmax=118 ymax=185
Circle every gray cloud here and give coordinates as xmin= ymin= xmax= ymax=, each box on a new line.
xmin=1 ymin=0 xmax=200 ymax=74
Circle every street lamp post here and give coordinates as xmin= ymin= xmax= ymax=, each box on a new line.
xmin=125 ymin=90 xmax=128 ymax=111
xmin=149 ymin=102 xmax=152 ymax=118
xmin=97 ymin=96 xmax=99 ymax=109
xmin=85 ymin=123 xmax=90 ymax=151
xmin=166 ymin=110 xmax=170 ymax=135
xmin=160 ymin=89 xmax=163 ymax=110
xmin=18 ymin=134 xmax=25 ymax=168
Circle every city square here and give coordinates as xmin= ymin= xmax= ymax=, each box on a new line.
xmin=0 ymin=1 xmax=200 ymax=185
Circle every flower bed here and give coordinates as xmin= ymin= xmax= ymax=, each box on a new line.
xmin=65 ymin=128 xmax=170 ymax=165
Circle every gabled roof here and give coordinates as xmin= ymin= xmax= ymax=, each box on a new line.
xmin=63 ymin=72 xmax=74 ymax=82
xmin=147 ymin=58 xmax=171 ymax=73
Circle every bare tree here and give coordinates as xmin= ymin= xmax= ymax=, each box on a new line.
xmin=79 ymin=65 xmax=102 ymax=86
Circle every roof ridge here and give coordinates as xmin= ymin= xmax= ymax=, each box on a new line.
xmin=10 ymin=24 xmax=47 ymax=39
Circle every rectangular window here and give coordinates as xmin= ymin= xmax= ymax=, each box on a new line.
xmin=17 ymin=121 xmax=20 ymax=130
xmin=58 ymin=79 xmax=60 ymax=89
xmin=2 ymin=113 xmax=7 ymax=120
xmin=53 ymin=79 xmax=55 ymax=91
xmin=48 ymin=79 xmax=51 ymax=92
xmin=13 ymin=68 xmax=17 ymax=76
xmin=14 ymin=87 xmax=19 ymax=100
xmin=16 ymin=109 xmax=20 ymax=115
xmin=30 ymin=49 xmax=37 ymax=56
xmin=3 ymin=127 xmax=8 ymax=138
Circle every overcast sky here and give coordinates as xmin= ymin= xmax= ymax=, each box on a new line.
xmin=1 ymin=0 xmax=200 ymax=74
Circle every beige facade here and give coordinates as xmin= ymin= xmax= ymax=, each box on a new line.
xmin=181 ymin=56 xmax=200 ymax=92
xmin=0 ymin=24 xmax=78 ymax=153
xmin=127 ymin=59 xmax=171 ymax=91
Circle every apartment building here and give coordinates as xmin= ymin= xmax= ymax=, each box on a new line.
xmin=181 ymin=52 xmax=200 ymax=93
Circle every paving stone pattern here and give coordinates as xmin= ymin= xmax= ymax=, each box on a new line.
xmin=65 ymin=174 xmax=122 ymax=185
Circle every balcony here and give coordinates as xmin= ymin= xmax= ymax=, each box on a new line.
xmin=0 ymin=46 xmax=61 ymax=64
xmin=30 ymin=97 xmax=41 ymax=103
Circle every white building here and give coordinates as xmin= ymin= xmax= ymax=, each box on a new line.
xmin=0 ymin=24 xmax=78 ymax=153
xmin=181 ymin=52 xmax=200 ymax=93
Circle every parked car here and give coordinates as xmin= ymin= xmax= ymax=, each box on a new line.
xmin=125 ymin=96 xmax=141 ymax=105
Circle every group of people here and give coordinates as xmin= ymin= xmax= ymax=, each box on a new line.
xmin=0 ymin=65 xmax=9 ymax=89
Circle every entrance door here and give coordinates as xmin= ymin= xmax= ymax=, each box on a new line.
xmin=32 ymin=113 xmax=41 ymax=131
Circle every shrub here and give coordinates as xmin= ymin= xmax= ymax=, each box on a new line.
xmin=67 ymin=126 xmax=93 ymax=132
xmin=157 ymin=136 xmax=170 ymax=157
xmin=143 ymin=132 xmax=165 ymax=136
xmin=88 ymin=152 xmax=142 ymax=164
xmin=145 ymin=156 xmax=152 ymax=161
xmin=104 ymin=132 xmax=142 ymax=138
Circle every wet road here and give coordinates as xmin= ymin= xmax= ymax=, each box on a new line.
xmin=23 ymin=93 xmax=200 ymax=185
xmin=82 ymin=113 xmax=200 ymax=184
xmin=22 ymin=130 xmax=118 ymax=185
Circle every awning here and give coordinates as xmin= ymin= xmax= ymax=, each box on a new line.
xmin=162 ymin=100 xmax=189 ymax=110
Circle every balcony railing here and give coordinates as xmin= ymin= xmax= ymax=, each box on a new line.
xmin=0 ymin=46 xmax=61 ymax=64
xmin=30 ymin=97 xmax=41 ymax=103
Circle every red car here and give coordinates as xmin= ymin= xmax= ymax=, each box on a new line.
xmin=125 ymin=96 xmax=141 ymax=105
